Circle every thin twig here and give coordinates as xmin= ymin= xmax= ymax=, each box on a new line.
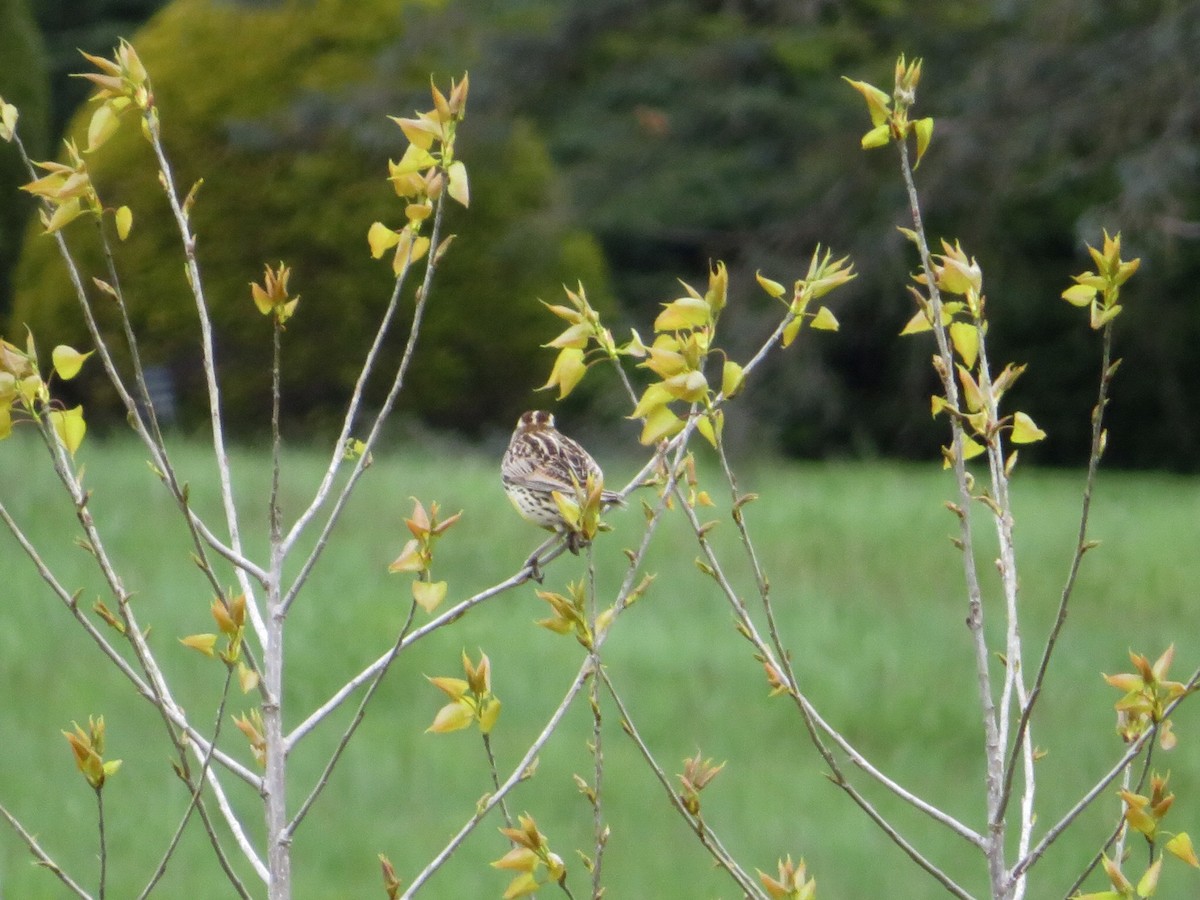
xmin=0 ymin=801 xmax=93 ymax=898
xmin=280 ymin=186 xmax=450 ymax=617
xmin=145 ymin=109 xmax=261 ymax=635
xmin=138 ymin=667 xmax=251 ymax=900
xmin=285 ymin=565 xmax=532 ymax=750
xmin=897 ymin=136 xmax=1008 ymax=893
xmin=95 ymin=787 xmax=107 ymax=900
xmin=671 ymin=478 xmax=984 ymax=849
xmin=999 ymin=323 xmax=1116 ymax=825
xmin=285 ymin=601 xmax=419 ymax=837
xmin=10 ymin=135 xmax=269 ymax=595
xmin=1011 ymin=670 xmax=1200 ymax=882
xmin=480 ymin=732 xmax=515 ymax=829
xmin=598 ymin=668 xmax=767 ymax=899
xmin=585 ymin=545 xmax=607 ymax=896
xmin=1060 ymin=749 xmax=1154 ymax=899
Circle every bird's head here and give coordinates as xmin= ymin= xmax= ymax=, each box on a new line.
xmin=516 ymin=410 xmax=555 ymax=433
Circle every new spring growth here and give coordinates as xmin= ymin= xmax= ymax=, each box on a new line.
xmin=902 ymin=239 xmax=1046 ymax=465
xmin=1094 ymin=775 xmax=1199 ymax=900
xmin=491 ymin=813 xmax=567 ymax=899
xmin=1105 ymin=645 xmax=1190 ymax=749
xmin=63 ymin=716 xmax=122 ymax=790
xmin=759 ymin=855 xmax=817 ymax=900
xmin=388 ymin=498 xmax=462 ymax=613
xmin=369 ymin=74 xmax=469 ymax=277
xmin=678 ymin=750 xmax=726 ymax=816
xmin=757 ymin=245 xmax=854 ymax=350
xmin=538 ymin=282 xmax=620 ymax=400
xmin=1061 ymin=230 xmax=1141 ymax=330
xmin=426 ymin=650 xmax=501 ymax=735
xmin=0 ymin=332 xmax=92 ymax=455
xmin=844 ymin=54 xmax=934 ymax=168
xmin=180 ymin=594 xmax=257 ymax=692
xmin=0 ymin=96 xmax=18 ymax=142
xmin=250 ymin=262 xmax=299 ymax=326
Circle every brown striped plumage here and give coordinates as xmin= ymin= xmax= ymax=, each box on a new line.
xmin=502 ymin=410 xmax=622 ymax=553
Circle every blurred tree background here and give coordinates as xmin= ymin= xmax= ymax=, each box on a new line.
xmin=3 ymin=0 xmax=1198 ymax=468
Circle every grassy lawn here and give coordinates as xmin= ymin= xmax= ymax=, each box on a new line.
xmin=1 ymin=432 xmax=1199 ymax=898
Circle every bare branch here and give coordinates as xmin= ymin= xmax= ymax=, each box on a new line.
xmin=280 ymin=186 xmax=451 ymax=617
xmin=0 ymin=801 xmax=93 ymax=899
xmin=599 ymin=668 xmax=767 ymax=899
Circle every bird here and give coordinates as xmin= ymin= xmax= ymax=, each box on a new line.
xmin=502 ymin=410 xmax=623 ymax=566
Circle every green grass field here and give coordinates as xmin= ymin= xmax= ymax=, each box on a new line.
xmin=2 ymin=433 xmax=1199 ymax=898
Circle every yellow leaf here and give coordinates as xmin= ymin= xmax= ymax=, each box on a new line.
xmin=696 ymin=411 xmax=722 ymax=448
xmin=705 ymin=260 xmax=728 ymax=315
xmin=388 ymin=538 xmax=425 ymax=574
xmin=1166 ymin=832 xmax=1200 ymax=867
xmin=900 ymin=308 xmax=934 ymax=335
xmin=721 ymin=360 xmax=745 ymax=398
xmin=1135 ymin=856 xmax=1162 ymax=897
xmin=629 ymin=381 xmax=673 ymax=419
xmin=502 ymin=873 xmax=541 ymax=899
xmin=446 ymin=160 xmax=469 ymax=207
xmin=479 ymin=697 xmax=501 ymax=734
xmin=86 ymin=103 xmax=120 ymax=153
xmin=49 ymin=405 xmax=86 ymax=457
xmin=52 ymin=345 xmax=93 ymax=381
xmin=180 ymin=633 xmax=218 ymax=658
xmin=1010 ymin=411 xmax=1046 ymax=444
xmin=0 ymin=101 xmax=18 ymax=142
xmin=250 ymin=283 xmax=273 ymax=315
xmin=781 ymin=315 xmax=802 ymax=348
xmin=639 ymin=405 xmax=684 ymax=445
xmin=45 ymin=198 xmax=84 ymax=234
xmin=842 ymin=77 xmax=892 ymax=126
xmin=389 ymin=115 xmax=439 ymax=150
xmin=492 ymin=847 xmax=539 ymax=873
xmin=0 ymin=405 xmax=11 ymax=440
xmin=952 ymin=436 xmax=986 ymax=464
xmin=426 ymin=676 xmax=468 ymax=699
xmin=755 ymin=271 xmax=786 ymax=299
xmin=662 ymin=370 xmax=708 ymax=402
xmin=543 ymin=322 xmax=591 ymax=350
xmin=1090 ymin=303 xmax=1123 ymax=330
xmin=654 ymin=297 xmax=710 ymax=331
xmin=391 ymin=231 xmax=430 ymax=277
xmin=1061 ymin=283 xmax=1096 ymax=307
xmin=367 ymin=222 xmax=400 ymax=259
xmin=427 ymin=701 xmax=473 ymax=734
xmin=237 ymin=662 xmax=259 ymax=694
xmin=913 ymin=117 xmax=934 ymax=168
xmin=810 ymin=306 xmax=839 ymax=331
xmin=551 ymin=490 xmax=581 ymax=527
xmin=948 ymin=321 xmax=979 ymax=368
xmin=956 ymin=364 xmax=983 ymax=413
xmin=860 ymin=122 xmax=891 ymax=148
xmin=114 ymin=205 xmax=133 ymax=240
xmin=411 ymin=579 xmax=447 ymax=613
xmin=538 ymin=347 xmax=586 ymax=400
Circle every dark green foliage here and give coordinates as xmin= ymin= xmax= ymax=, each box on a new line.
xmin=0 ymin=0 xmax=50 ymax=322
xmin=11 ymin=0 xmax=611 ymax=436
xmin=15 ymin=0 xmax=1200 ymax=465
xmin=482 ymin=0 xmax=1200 ymax=469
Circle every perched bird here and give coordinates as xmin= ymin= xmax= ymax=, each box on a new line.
xmin=502 ymin=410 xmax=623 ymax=561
